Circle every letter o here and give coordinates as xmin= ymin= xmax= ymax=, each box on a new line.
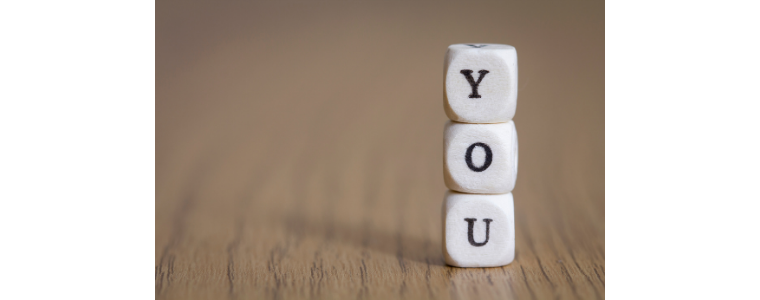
xmin=465 ymin=142 xmax=492 ymax=172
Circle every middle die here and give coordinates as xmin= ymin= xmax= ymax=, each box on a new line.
xmin=444 ymin=120 xmax=518 ymax=194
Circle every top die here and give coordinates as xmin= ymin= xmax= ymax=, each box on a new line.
xmin=444 ymin=44 xmax=518 ymax=123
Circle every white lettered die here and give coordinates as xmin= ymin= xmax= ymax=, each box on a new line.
xmin=443 ymin=191 xmax=515 ymax=268
xmin=443 ymin=44 xmax=518 ymax=123
xmin=444 ymin=121 xmax=518 ymax=194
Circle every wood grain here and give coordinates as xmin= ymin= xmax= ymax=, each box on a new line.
xmin=156 ymin=1 xmax=604 ymax=299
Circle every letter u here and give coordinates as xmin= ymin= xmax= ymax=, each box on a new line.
xmin=464 ymin=218 xmax=493 ymax=247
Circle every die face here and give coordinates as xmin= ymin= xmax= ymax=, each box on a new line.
xmin=443 ymin=191 xmax=515 ymax=268
xmin=444 ymin=44 xmax=518 ymax=123
xmin=444 ymin=121 xmax=518 ymax=194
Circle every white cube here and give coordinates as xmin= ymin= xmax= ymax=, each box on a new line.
xmin=442 ymin=191 xmax=515 ymax=268
xmin=444 ymin=121 xmax=518 ymax=194
xmin=443 ymin=44 xmax=518 ymax=123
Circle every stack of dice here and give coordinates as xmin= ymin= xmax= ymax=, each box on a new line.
xmin=442 ymin=44 xmax=518 ymax=268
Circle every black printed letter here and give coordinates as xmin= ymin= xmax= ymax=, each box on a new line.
xmin=460 ymin=69 xmax=490 ymax=98
xmin=465 ymin=142 xmax=492 ymax=172
xmin=464 ymin=218 xmax=493 ymax=247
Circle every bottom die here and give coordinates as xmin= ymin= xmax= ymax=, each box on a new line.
xmin=442 ymin=191 xmax=515 ymax=268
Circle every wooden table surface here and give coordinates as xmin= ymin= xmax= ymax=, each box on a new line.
xmin=156 ymin=1 xmax=604 ymax=299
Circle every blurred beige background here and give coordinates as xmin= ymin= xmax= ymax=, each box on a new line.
xmin=156 ymin=1 xmax=603 ymax=299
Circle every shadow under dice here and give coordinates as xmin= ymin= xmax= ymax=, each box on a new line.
xmin=444 ymin=120 xmax=518 ymax=194
xmin=443 ymin=44 xmax=518 ymax=124
xmin=442 ymin=191 xmax=515 ymax=268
